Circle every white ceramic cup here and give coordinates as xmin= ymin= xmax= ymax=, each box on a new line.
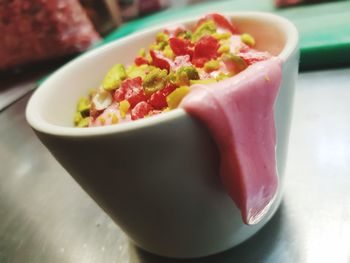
xmin=26 ymin=12 xmax=299 ymax=258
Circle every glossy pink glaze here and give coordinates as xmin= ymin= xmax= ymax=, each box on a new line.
xmin=181 ymin=58 xmax=282 ymax=224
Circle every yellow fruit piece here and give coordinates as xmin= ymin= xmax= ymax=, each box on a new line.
xmin=241 ymin=33 xmax=255 ymax=47
xmin=166 ymin=86 xmax=190 ymax=109
xmin=102 ymin=64 xmax=127 ymax=91
xmin=119 ymin=100 xmax=130 ymax=119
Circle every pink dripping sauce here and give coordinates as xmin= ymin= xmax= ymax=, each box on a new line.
xmin=180 ymin=57 xmax=282 ymax=225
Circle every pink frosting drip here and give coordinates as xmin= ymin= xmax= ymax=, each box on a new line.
xmin=180 ymin=58 xmax=282 ymax=225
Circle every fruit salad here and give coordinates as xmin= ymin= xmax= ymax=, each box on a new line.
xmin=74 ymin=13 xmax=271 ymax=128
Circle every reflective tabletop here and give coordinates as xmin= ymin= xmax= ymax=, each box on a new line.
xmin=1 ymin=68 xmax=350 ymax=263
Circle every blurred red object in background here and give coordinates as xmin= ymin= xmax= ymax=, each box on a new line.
xmin=0 ymin=0 xmax=100 ymax=71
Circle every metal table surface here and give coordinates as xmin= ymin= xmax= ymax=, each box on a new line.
xmin=1 ymin=68 xmax=350 ymax=263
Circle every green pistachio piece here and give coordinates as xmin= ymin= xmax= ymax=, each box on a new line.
xmin=88 ymin=88 xmax=97 ymax=97
xmin=159 ymin=41 xmax=168 ymax=50
xmin=166 ymin=86 xmax=190 ymax=109
xmin=217 ymin=44 xmax=230 ymax=54
xmin=213 ymin=32 xmax=232 ymax=40
xmin=77 ymin=97 xmax=91 ymax=117
xmin=216 ymin=72 xmax=233 ymax=81
xmin=143 ymin=68 xmax=168 ymax=95
xmin=150 ymin=41 xmax=167 ymax=51
xmin=149 ymin=43 xmax=159 ymax=51
xmin=241 ymin=33 xmax=255 ymax=47
xmin=126 ymin=64 xmax=147 ymax=80
xmin=204 ymin=59 xmax=220 ymax=72
xmin=102 ymin=64 xmax=127 ymax=91
xmin=77 ymin=117 xmax=90 ymax=128
xmin=222 ymin=53 xmax=247 ymax=73
xmin=175 ymin=66 xmax=199 ymax=86
xmin=138 ymin=48 xmax=146 ymax=57
xmin=190 ymin=78 xmax=217 ymax=85
xmin=156 ymin=32 xmax=169 ymax=43
xmin=163 ymin=45 xmax=175 ymax=59
xmin=178 ymin=30 xmax=192 ymax=39
xmin=74 ymin=112 xmax=83 ymax=126
xmin=192 ymin=20 xmax=217 ymax=42
xmin=167 ymin=72 xmax=177 ymax=85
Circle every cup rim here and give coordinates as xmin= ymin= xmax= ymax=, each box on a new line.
xmin=26 ymin=11 xmax=299 ymax=137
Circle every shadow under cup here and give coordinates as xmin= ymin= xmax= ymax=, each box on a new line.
xmin=26 ymin=12 xmax=299 ymax=258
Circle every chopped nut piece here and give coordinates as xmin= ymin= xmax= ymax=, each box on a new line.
xmin=111 ymin=114 xmax=119 ymax=124
xmin=77 ymin=97 xmax=91 ymax=117
xmin=92 ymin=90 xmax=113 ymax=110
xmin=102 ymin=64 xmax=127 ymax=90
xmin=190 ymin=78 xmax=217 ymax=85
xmin=143 ymin=68 xmax=168 ymax=95
xmin=138 ymin=48 xmax=146 ymax=57
xmin=241 ymin=33 xmax=255 ymax=47
xmin=77 ymin=117 xmax=90 ymax=128
xmin=126 ymin=64 xmax=151 ymax=80
xmin=218 ymin=44 xmax=230 ymax=54
xmin=74 ymin=112 xmax=83 ymax=126
xmin=204 ymin=59 xmax=220 ymax=72
xmin=216 ymin=72 xmax=233 ymax=81
xmin=163 ymin=45 xmax=175 ymax=59
xmin=156 ymin=32 xmax=169 ymax=43
xmin=213 ymin=32 xmax=232 ymax=40
xmin=98 ymin=116 xmax=106 ymax=125
xmin=222 ymin=53 xmax=247 ymax=73
xmin=119 ymin=100 xmax=131 ymax=118
xmin=175 ymin=66 xmax=199 ymax=86
xmin=178 ymin=30 xmax=192 ymax=40
xmin=167 ymin=86 xmax=190 ymax=109
xmin=192 ymin=20 xmax=216 ymax=42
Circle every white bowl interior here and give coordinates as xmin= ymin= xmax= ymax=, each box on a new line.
xmin=26 ymin=12 xmax=298 ymax=136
